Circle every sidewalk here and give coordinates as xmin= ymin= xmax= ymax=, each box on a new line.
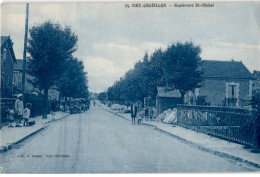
xmin=0 ymin=111 xmax=70 ymax=153
xmin=100 ymin=103 xmax=260 ymax=169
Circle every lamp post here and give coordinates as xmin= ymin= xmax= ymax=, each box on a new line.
xmin=22 ymin=3 xmax=29 ymax=94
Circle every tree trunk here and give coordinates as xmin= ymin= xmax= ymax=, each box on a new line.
xmin=58 ymin=95 xmax=61 ymax=108
xmin=65 ymin=96 xmax=67 ymax=112
xmin=180 ymin=92 xmax=185 ymax=104
xmin=68 ymin=97 xmax=71 ymax=110
xmin=42 ymin=88 xmax=49 ymax=119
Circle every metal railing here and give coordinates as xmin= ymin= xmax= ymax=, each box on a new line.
xmin=177 ymin=105 xmax=258 ymax=149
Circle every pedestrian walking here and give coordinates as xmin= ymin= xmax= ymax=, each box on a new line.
xmin=23 ymin=103 xmax=32 ymax=126
xmin=144 ymin=108 xmax=149 ymax=121
xmin=137 ymin=111 xmax=142 ymax=126
xmin=60 ymin=105 xmax=64 ymax=112
xmin=131 ymin=103 xmax=137 ymax=125
xmin=149 ymin=108 xmax=154 ymax=121
xmin=14 ymin=94 xmax=24 ymax=127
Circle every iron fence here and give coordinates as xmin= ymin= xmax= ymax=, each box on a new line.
xmin=177 ymin=105 xmax=258 ymax=149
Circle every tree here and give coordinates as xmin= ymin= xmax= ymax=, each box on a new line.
xmin=251 ymin=89 xmax=260 ymax=148
xmin=162 ymin=41 xmax=203 ymax=103
xmin=251 ymin=89 xmax=260 ymax=117
xmin=27 ymin=21 xmax=78 ymax=115
xmin=106 ymin=41 xmax=203 ymax=106
xmin=142 ymin=49 xmax=165 ymax=99
xmin=106 ymin=50 xmax=163 ymax=104
xmin=57 ymin=57 xmax=89 ymax=102
xmin=98 ymin=92 xmax=107 ymax=103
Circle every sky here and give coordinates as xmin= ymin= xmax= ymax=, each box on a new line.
xmin=1 ymin=2 xmax=260 ymax=93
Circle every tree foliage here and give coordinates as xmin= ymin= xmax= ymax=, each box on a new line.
xmin=27 ymin=21 xmax=78 ymax=91
xmin=162 ymin=41 xmax=203 ymax=102
xmin=251 ymin=89 xmax=260 ymax=117
xmin=98 ymin=92 xmax=107 ymax=103
xmin=27 ymin=21 xmax=89 ymax=113
xmin=57 ymin=57 xmax=89 ymax=99
xmin=106 ymin=41 xmax=203 ymax=104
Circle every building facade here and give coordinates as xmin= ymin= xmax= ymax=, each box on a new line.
xmin=186 ymin=60 xmax=253 ymax=108
xmin=253 ymin=71 xmax=260 ymax=94
xmin=156 ymin=87 xmax=182 ymax=114
xmin=13 ymin=59 xmax=59 ymax=100
xmin=1 ymin=36 xmax=16 ymax=98
xmin=13 ymin=59 xmax=35 ymax=94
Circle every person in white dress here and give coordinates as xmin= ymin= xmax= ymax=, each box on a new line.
xmin=14 ymin=94 xmax=24 ymax=127
xmin=23 ymin=103 xmax=32 ymax=126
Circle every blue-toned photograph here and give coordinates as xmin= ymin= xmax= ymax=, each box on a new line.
xmin=0 ymin=0 xmax=260 ymax=173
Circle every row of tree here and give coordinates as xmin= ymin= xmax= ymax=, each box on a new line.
xmin=103 ymin=41 xmax=203 ymax=104
xmin=26 ymin=21 xmax=89 ymax=114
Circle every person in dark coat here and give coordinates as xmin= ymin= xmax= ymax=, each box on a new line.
xmin=131 ymin=103 xmax=137 ymax=125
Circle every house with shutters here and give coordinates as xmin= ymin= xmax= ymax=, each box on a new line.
xmin=186 ymin=60 xmax=254 ymax=107
xmin=13 ymin=59 xmax=60 ymax=101
xmin=1 ymin=36 xmax=16 ymax=98
xmin=13 ymin=59 xmax=35 ymax=94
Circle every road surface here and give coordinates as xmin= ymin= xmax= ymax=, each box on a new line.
xmin=0 ymin=105 xmax=256 ymax=173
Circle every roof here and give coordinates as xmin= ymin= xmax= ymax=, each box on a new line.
xmin=1 ymin=36 xmax=16 ymax=63
xmin=13 ymin=59 xmax=23 ymax=71
xmin=1 ymin=36 xmax=9 ymax=46
xmin=157 ymin=87 xmax=181 ymax=98
xmin=201 ymin=60 xmax=253 ymax=79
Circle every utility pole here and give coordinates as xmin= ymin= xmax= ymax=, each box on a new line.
xmin=22 ymin=3 xmax=29 ymax=94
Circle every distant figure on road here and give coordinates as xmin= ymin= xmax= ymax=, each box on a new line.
xmin=131 ymin=103 xmax=137 ymax=125
xmin=137 ymin=112 xmax=142 ymax=126
xmin=14 ymin=94 xmax=24 ymax=127
xmin=94 ymin=101 xmax=96 ymax=106
xmin=144 ymin=108 xmax=149 ymax=121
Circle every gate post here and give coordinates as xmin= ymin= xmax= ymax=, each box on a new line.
xmin=228 ymin=112 xmax=231 ymax=143
xmin=177 ymin=106 xmax=180 ymax=125
xmin=253 ymin=116 xmax=259 ymax=151
xmin=196 ymin=110 xmax=199 ymax=133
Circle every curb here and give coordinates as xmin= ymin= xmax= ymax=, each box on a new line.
xmin=153 ymin=126 xmax=260 ymax=169
xmin=0 ymin=127 xmax=44 ymax=154
xmin=100 ymin=105 xmax=260 ymax=169
xmin=0 ymin=113 xmax=70 ymax=154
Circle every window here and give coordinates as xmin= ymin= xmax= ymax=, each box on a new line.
xmin=226 ymin=82 xmax=239 ymax=99
xmin=3 ymin=48 xmax=7 ymax=61
xmin=1 ymin=72 xmax=5 ymax=85
xmin=225 ymin=82 xmax=240 ymax=107
xmin=13 ymin=72 xmax=19 ymax=86
xmin=229 ymin=85 xmax=235 ymax=99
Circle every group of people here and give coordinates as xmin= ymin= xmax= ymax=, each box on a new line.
xmin=7 ymin=94 xmax=32 ymax=127
xmin=131 ymin=103 xmax=142 ymax=126
xmin=59 ymin=104 xmax=70 ymax=112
